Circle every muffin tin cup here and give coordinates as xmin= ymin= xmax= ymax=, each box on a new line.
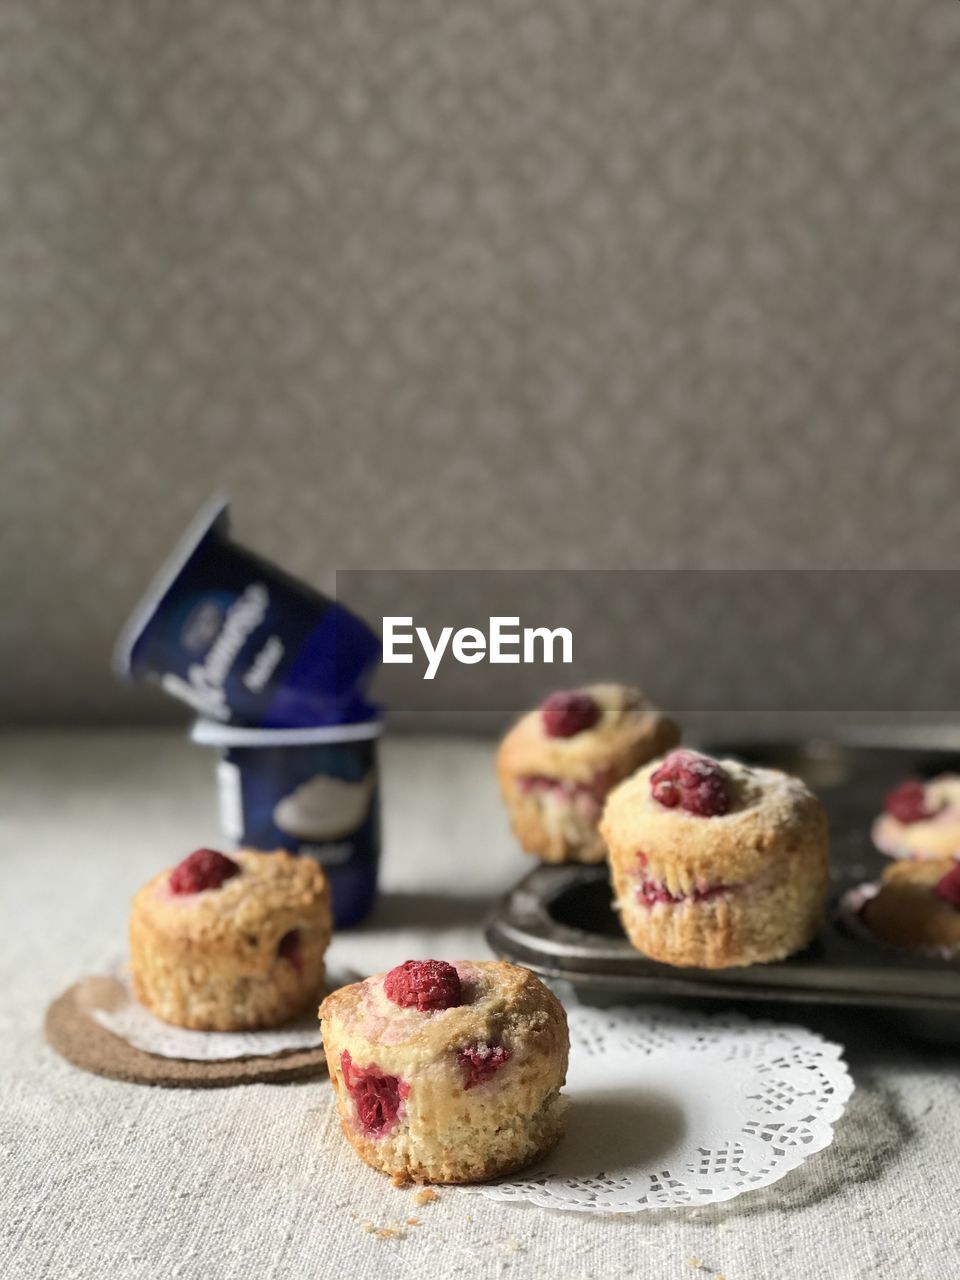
xmin=486 ymin=740 xmax=960 ymax=1018
xmin=836 ymin=880 xmax=960 ymax=963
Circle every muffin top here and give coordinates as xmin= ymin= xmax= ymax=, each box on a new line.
xmin=497 ymin=684 xmax=679 ymax=783
xmin=862 ymin=857 xmax=960 ymax=950
xmin=601 ymin=749 xmax=827 ymax=887
xmin=872 ymin=774 xmax=960 ymax=860
xmin=319 ymin=959 xmax=567 ymax=1074
xmin=131 ymin=848 xmax=330 ymax=945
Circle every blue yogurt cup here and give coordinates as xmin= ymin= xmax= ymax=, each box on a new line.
xmin=114 ymin=495 xmax=380 ymax=728
xmin=192 ymin=717 xmax=383 ymax=928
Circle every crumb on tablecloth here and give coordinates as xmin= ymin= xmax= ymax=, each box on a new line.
xmin=687 ymin=1261 xmax=725 ymax=1277
xmin=413 ymin=1187 xmax=441 ymax=1207
xmin=359 ymin=1221 xmax=406 ymax=1240
xmin=406 ymin=1218 xmax=419 ymax=1226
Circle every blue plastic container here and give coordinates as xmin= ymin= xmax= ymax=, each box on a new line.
xmin=114 ymin=496 xmax=380 ymax=728
xmin=191 ymin=717 xmax=383 ymax=928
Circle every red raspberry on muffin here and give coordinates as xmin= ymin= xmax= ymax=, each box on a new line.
xmin=383 ymin=959 xmax=462 ymax=1011
xmin=650 ymin=750 xmax=731 ymax=816
xmin=541 ymin=690 xmax=602 ymax=738
xmin=496 ymin=684 xmax=680 ymax=864
xmin=871 ymin=773 xmax=960 ymax=861
xmin=168 ymin=848 xmax=240 ymax=894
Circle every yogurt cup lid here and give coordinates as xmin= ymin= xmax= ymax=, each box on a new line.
xmin=190 ymin=717 xmax=383 ymax=747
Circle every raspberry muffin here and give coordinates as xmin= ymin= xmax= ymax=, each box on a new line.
xmin=129 ymin=847 xmax=332 ymax=1030
xmin=600 ymin=749 xmax=829 ymax=968
xmin=497 ymin=684 xmax=680 ymax=864
xmin=871 ymin=774 xmax=960 ymax=861
xmin=861 ymin=859 xmax=960 ymax=951
xmin=319 ymin=959 xmax=568 ymax=1183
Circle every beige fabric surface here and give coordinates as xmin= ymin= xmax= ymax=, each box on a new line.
xmin=1 ymin=731 xmax=957 ymax=1279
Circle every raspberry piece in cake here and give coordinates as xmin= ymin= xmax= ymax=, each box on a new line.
xmin=277 ymin=928 xmax=303 ymax=973
xmin=933 ymin=864 xmax=960 ymax=908
xmin=341 ymin=1051 xmax=408 ymax=1138
xmin=457 ymin=1043 xmax=511 ymax=1089
xmin=637 ymin=878 xmax=731 ymax=907
xmin=383 ymin=959 xmax=462 ymax=1011
xmin=518 ymin=769 xmax=615 ymax=803
xmin=169 ymin=848 xmax=240 ymax=895
xmin=638 ymin=879 xmax=678 ymax=906
xmin=541 ymin=691 xmax=600 ymax=738
xmin=650 ymin=750 xmax=731 ymax=817
xmin=884 ymin=780 xmax=934 ymax=825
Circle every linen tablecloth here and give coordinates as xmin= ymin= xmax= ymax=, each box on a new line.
xmin=1 ymin=731 xmax=956 ymax=1279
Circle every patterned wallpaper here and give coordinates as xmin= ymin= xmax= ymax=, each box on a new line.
xmin=2 ymin=1 xmax=959 ymax=725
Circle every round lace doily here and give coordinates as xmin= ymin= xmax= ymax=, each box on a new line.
xmin=477 ymin=1004 xmax=853 ymax=1213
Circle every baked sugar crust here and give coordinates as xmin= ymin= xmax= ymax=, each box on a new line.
xmin=129 ymin=849 xmax=332 ymax=1030
xmin=320 ymin=961 xmax=569 ymax=1184
xmin=602 ymin=758 xmax=829 ymax=968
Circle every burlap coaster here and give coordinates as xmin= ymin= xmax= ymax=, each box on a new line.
xmin=45 ymin=976 xmax=328 ymax=1088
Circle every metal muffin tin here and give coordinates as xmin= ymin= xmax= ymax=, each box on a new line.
xmin=486 ymin=740 xmax=960 ymax=1013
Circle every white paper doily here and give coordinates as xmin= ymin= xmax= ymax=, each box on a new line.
xmin=92 ymin=965 xmax=343 ymax=1061
xmin=476 ymin=1004 xmax=853 ymax=1213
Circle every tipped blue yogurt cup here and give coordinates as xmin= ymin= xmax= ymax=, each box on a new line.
xmin=191 ymin=716 xmax=383 ymax=928
xmin=114 ymin=495 xmax=380 ymax=728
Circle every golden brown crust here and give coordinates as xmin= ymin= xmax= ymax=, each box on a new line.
xmin=498 ymin=684 xmax=679 ymax=782
xmin=320 ymin=960 xmax=563 ymax=1059
xmin=862 ymin=858 xmax=960 ymax=950
xmin=129 ymin=849 xmax=332 ymax=1030
xmin=320 ymin=961 xmax=569 ymax=1184
xmin=131 ymin=849 xmax=329 ymax=949
xmin=500 ymin=789 xmax=610 ymax=864
xmin=335 ymin=1119 xmax=565 ymax=1185
xmin=602 ymin=757 xmax=829 ymax=968
xmin=497 ymin=684 xmax=680 ymax=864
xmin=612 ymin=859 xmax=827 ymax=968
xmin=601 ymin=758 xmax=826 ymax=890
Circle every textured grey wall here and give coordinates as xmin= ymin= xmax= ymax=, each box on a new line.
xmin=3 ymin=1 xmax=959 ymax=725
